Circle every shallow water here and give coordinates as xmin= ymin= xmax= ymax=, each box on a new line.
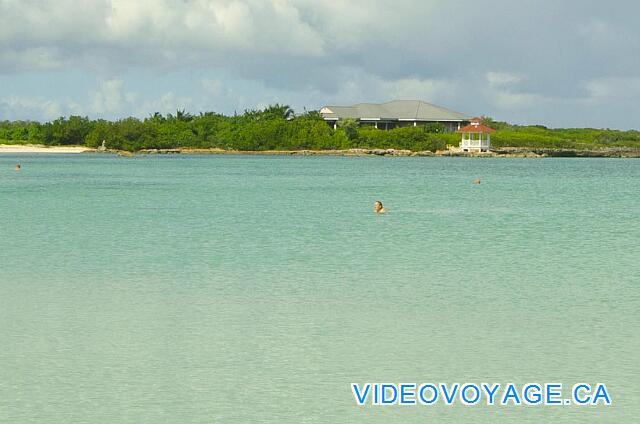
xmin=1 ymin=154 xmax=638 ymax=422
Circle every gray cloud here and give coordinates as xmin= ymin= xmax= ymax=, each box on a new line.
xmin=1 ymin=0 xmax=639 ymax=127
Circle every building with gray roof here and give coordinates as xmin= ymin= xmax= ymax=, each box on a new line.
xmin=320 ymin=100 xmax=470 ymax=131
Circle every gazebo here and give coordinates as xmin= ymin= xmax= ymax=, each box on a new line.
xmin=457 ymin=118 xmax=495 ymax=152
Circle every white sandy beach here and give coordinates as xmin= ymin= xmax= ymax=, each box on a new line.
xmin=0 ymin=144 xmax=95 ymax=153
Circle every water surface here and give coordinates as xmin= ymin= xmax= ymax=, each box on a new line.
xmin=1 ymin=154 xmax=638 ymax=422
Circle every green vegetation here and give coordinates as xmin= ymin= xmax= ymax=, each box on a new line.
xmin=1 ymin=107 xmax=639 ymax=152
xmin=482 ymin=118 xmax=640 ymax=150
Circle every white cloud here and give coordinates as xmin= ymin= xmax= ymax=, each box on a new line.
xmin=91 ymin=79 xmax=124 ymax=114
xmin=0 ymin=96 xmax=63 ymax=121
xmin=331 ymin=73 xmax=458 ymax=108
xmin=0 ymin=0 xmax=326 ymax=73
xmin=136 ymin=92 xmax=194 ymax=117
xmin=491 ymin=91 xmax=544 ymax=110
xmin=486 ymin=72 xmax=522 ymax=88
xmin=484 ymin=72 xmax=553 ymax=111
xmin=585 ymin=77 xmax=640 ymax=99
xmin=201 ymin=79 xmax=223 ymax=96
xmin=382 ymin=78 xmax=458 ymax=103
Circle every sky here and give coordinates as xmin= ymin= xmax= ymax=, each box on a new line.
xmin=1 ymin=0 xmax=639 ymax=129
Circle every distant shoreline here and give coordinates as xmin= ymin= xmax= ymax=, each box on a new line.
xmin=124 ymin=147 xmax=640 ymax=158
xmin=0 ymin=144 xmax=95 ymax=154
xmin=1 ymin=144 xmax=638 ymax=158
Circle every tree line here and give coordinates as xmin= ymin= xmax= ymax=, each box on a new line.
xmin=1 ymin=105 xmax=639 ymax=151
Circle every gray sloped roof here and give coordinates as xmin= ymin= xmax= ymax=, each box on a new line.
xmin=321 ymin=100 xmax=469 ymax=121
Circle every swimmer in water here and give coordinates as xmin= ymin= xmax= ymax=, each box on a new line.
xmin=473 ymin=178 xmax=481 ymax=184
xmin=373 ymin=200 xmax=386 ymax=214
xmin=15 ymin=164 xmax=21 ymax=171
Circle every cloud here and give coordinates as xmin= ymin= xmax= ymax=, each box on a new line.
xmin=585 ymin=77 xmax=640 ymax=99
xmin=91 ymin=79 xmax=124 ymax=114
xmin=0 ymin=0 xmax=326 ymax=74
xmin=201 ymin=79 xmax=223 ymax=96
xmin=136 ymin=92 xmax=194 ymax=117
xmin=491 ymin=91 xmax=545 ymax=110
xmin=486 ymin=72 xmax=522 ymax=89
xmin=482 ymin=71 xmax=541 ymax=109
xmin=0 ymin=96 xmax=63 ymax=121
xmin=323 ymin=72 xmax=458 ymax=108
xmin=1 ymin=1 xmax=640 ymax=128
xmin=0 ymin=47 xmax=65 ymax=72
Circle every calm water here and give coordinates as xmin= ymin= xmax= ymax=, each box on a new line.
xmin=0 ymin=154 xmax=638 ymax=423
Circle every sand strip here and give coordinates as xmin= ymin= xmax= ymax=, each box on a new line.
xmin=0 ymin=144 xmax=95 ymax=153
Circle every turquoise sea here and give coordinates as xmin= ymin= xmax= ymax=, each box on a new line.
xmin=0 ymin=154 xmax=638 ymax=423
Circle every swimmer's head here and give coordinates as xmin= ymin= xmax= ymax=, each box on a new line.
xmin=15 ymin=164 xmax=21 ymax=171
xmin=373 ymin=200 xmax=384 ymax=213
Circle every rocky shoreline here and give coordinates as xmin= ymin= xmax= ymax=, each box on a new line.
xmin=3 ymin=143 xmax=632 ymax=158
xmin=115 ymin=147 xmax=640 ymax=158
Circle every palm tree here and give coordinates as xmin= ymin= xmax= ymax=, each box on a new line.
xmin=175 ymin=109 xmax=193 ymax=122
xmin=263 ymin=104 xmax=294 ymax=120
xmin=148 ymin=112 xmax=166 ymax=123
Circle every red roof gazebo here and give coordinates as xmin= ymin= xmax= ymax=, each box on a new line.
xmin=457 ymin=117 xmax=496 ymax=152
